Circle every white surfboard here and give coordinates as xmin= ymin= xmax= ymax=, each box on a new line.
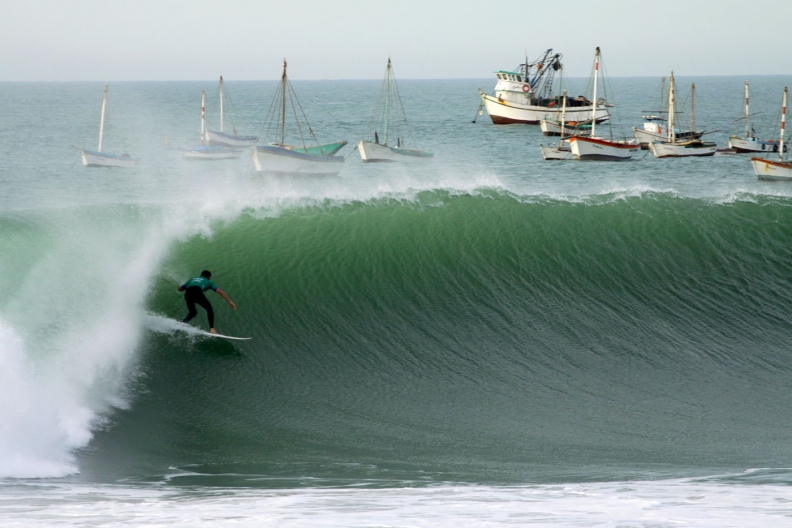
xmin=194 ymin=329 xmax=252 ymax=341
xmin=145 ymin=314 xmax=251 ymax=340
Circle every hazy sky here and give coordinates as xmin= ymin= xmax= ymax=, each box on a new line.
xmin=1 ymin=0 xmax=790 ymax=81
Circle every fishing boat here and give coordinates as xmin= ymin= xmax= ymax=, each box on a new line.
xmin=569 ymin=48 xmax=639 ymax=161
xmin=728 ymin=81 xmax=780 ymax=154
xmin=477 ymin=49 xmax=609 ymax=125
xmin=358 ymin=58 xmax=433 ymax=162
xmin=540 ymin=90 xmax=574 ymax=160
xmin=205 ymin=76 xmax=258 ymax=148
xmin=632 ymin=77 xmax=702 ymax=149
xmin=649 ymin=74 xmax=716 ymax=158
xmin=81 ymin=84 xmax=139 ymax=167
xmin=751 ymin=86 xmax=792 ymax=181
xmin=253 ymin=60 xmax=347 ymax=176
xmin=182 ymin=90 xmax=242 ymax=160
xmin=539 ymin=117 xmax=592 ymax=137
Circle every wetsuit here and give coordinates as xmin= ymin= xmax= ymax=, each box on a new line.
xmin=181 ymin=276 xmax=219 ymax=328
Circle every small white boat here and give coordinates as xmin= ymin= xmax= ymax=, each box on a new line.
xmin=569 ymin=48 xmax=639 ymax=161
xmin=358 ymin=58 xmax=433 ymax=163
xmin=81 ymin=84 xmax=139 ymax=167
xmin=205 ymin=76 xmax=258 ymax=148
xmin=751 ymin=86 xmax=792 ymax=181
xmin=649 ymin=74 xmax=716 ymax=158
xmin=477 ymin=49 xmax=609 ymax=125
xmin=253 ymin=60 xmax=347 ymax=176
xmin=182 ymin=90 xmax=242 ymax=160
xmin=728 ymin=81 xmax=783 ymax=154
xmin=541 ymin=90 xmax=574 ymax=160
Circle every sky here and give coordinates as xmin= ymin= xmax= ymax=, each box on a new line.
xmin=1 ymin=0 xmax=791 ymax=81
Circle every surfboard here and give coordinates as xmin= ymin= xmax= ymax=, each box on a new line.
xmin=194 ymin=330 xmax=252 ymax=341
xmin=145 ymin=314 xmax=251 ymax=340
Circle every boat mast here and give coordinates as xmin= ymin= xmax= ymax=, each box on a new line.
xmin=690 ymin=83 xmax=696 ymax=140
xmin=281 ymin=60 xmax=287 ymax=146
xmin=200 ymin=90 xmax=206 ymax=146
xmin=560 ymin=90 xmax=567 ymax=141
xmin=98 ymin=84 xmax=108 ymax=152
xmin=668 ymin=72 xmax=675 ymax=143
xmin=591 ymin=47 xmax=600 ymax=137
xmin=744 ymin=81 xmax=750 ymax=138
xmin=780 ymin=86 xmax=787 ymax=162
xmin=384 ymin=58 xmax=391 ymax=146
xmin=219 ymin=75 xmax=224 ymax=133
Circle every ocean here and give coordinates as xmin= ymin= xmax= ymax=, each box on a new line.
xmin=2 ymin=73 xmax=792 ymax=526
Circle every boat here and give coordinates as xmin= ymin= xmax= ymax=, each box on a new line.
xmin=182 ymin=90 xmax=242 ymax=160
xmin=751 ymin=86 xmax=792 ymax=181
xmin=728 ymin=81 xmax=782 ymax=154
xmin=205 ymin=76 xmax=259 ymax=148
xmin=477 ymin=49 xmax=609 ymax=125
xmin=357 ymin=58 xmax=433 ymax=162
xmin=539 ymin=117 xmax=592 ymax=137
xmin=568 ymin=48 xmax=639 ymax=161
xmin=81 ymin=84 xmax=139 ymax=167
xmin=253 ymin=60 xmax=347 ymax=176
xmin=649 ymin=74 xmax=716 ymax=158
xmin=540 ymin=90 xmax=574 ymax=160
xmin=632 ymin=77 xmax=703 ymax=149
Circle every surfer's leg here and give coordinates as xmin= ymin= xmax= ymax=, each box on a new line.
xmin=182 ymin=287 xmax=201 ymax=323
xmin=182 ymin=299 xmax=198 ymax=323
xmin=196 ymin=294 xmax=215 ymax=329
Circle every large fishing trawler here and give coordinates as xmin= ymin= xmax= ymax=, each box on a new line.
xmin=477 ymin=49 xmax=610 ymax=125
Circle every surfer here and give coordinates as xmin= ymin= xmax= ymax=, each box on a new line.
xmin=178 ymin=270 xmax=236 ymax=334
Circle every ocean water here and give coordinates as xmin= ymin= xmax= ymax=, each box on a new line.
xmin=2 ymin=73 xmax=792 ymax=526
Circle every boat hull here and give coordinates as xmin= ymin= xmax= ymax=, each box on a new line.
xmin=205 ymin=129 xmax=258 ymax=148
xmin=254 ymin=145 xmax=345 ymax=176
xmin=357 ymin=141 xmax=433 ymax=162
xmin=569 ymin=137 xmax=639 ymax=161
xmin=540 ymin=141 xmax=573 ymax=160
xmin=479 ymin=90 xmax=609 ymax=125
xmin=751 ymin=157 xmax=792 ymax=181
xmin=81 ymin=149 xmax=139 ymax=167
xmin=633 ymin=127 xmax=704 ymax=150
xmin=182 ymin=146 xmax=242 ymax=160
xmin=728 ymin=136 xmax=785 ymax=154
xmin=540 ymin=119 xmax=591 ymax=137
xmin=649 ymin=141 xmax=717 ymax=158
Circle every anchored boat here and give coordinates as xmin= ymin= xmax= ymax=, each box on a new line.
xmin=358 ymin=58 xmax=433 ymax=163
xmin=81 ymin=84 xmax=139 ymax=168
xmin=477 ymin=49 xmax=609 ymax=125
xmin=253 ymin=60 xmax=347 ymax=176
xmin=751 ymin=86 xmax=792 ymax=181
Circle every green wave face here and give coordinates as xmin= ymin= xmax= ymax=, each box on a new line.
xmin=71 ymin=191 xmax=792 ymax=485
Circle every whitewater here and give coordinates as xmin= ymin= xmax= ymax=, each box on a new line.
xmin=2 ymin=77 xmax=792 ymax=526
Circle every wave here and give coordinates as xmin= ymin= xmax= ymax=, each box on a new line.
xmin=4 ymin=189 xmax=792 ymax=482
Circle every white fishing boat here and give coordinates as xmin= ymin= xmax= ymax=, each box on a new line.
xmin=476 ymin=49 xmax=609 ymax=125
xmin=358 ymin=58 xmax=433 ymax=162
xmin=569 ymin=48 xmax=639 ymax=161
xmin=632 ymin=77 xmax=702 ymax=149
xmin=205 ymin=76 xmax=258 ymax=148
xmin=649 ymin=75 xmax=716 ymax=158
xmin=253 ymin=60 xmax=347 ymax=176
xmin=81 ymin=84 xmax=139 ymax=168
xmin=539 ymin=117 xmax=592 ymax=137
xmin=751 ymin=86 xmax=792 ymax=181
xmin=182 ymin=90 xmax=242 ymax=160
xmin=728 ymin=81 xmax=782 ymax=154
xmin=540 ymin=90 xmax=574 ymax=160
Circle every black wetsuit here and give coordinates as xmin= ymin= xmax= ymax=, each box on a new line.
xmin=182 ymin=286 xmax=215 ymax=328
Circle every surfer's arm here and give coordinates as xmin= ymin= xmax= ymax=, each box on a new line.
xmin=216 ymin=288 xmax=237 ymax=310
